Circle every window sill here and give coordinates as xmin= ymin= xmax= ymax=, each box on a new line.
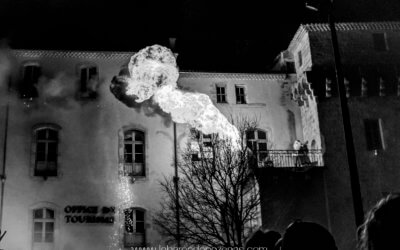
xmin=121 ymin=175 xmax=147 ymax=183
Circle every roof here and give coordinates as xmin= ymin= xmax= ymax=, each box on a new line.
xmin=12 ymin=49 xmax=286 ymax=80
xmin=288 ymin=21 xmax=400 ymax=51
xmin=13 ymin=49 xmax=134 ymax=61
xmin=304 ymin=21 xmax=400 ymax=32
xmin=179 ymin=71 xmax=286 ymax=81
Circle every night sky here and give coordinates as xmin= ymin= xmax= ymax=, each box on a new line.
xmin=1 ymin=0 xmax=400 ymax=72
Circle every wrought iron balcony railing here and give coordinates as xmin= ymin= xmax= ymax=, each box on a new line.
xmin=260 ymin=150 xmax=324 ymax=168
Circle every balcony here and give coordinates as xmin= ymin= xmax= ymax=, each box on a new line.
xmin=259 ymin=150 xmax=324 ymax=169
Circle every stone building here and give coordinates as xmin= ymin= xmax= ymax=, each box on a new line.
xmin=272 ymin=21 xmax=400 ymax=250
xmin=0 ymin=48 xmax=320 ymax=249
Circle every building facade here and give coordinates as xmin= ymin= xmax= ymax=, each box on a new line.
xmin=0 ymin=49 xmax=319 ymax=249
xmin=273 ymin=21 xmax=400 ymax=250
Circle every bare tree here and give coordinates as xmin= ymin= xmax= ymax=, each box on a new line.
xmin=154 ymin=118 xmax=261 ymax=247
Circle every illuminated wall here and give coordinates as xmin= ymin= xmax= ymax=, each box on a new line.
xmin=0 ymin=50 xmax=304 ymax=250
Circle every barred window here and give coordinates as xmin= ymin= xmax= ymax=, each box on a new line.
xmin=123 ymin=130 xmax=145 ymax=177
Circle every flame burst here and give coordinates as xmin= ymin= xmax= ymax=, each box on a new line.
xmin=123 ymin=45 xmax=239 ymax=142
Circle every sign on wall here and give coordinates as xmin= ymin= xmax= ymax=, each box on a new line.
xmin=64 ymin=206 xmax=115 ymax=224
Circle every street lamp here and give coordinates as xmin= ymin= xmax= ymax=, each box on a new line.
xmin=306 ymin=0 xmax=364 ymax=227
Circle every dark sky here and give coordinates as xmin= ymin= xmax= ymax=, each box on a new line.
xmin=1 ymin=0 xmax=400 ymax=72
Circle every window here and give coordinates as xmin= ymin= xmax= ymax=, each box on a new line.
xmin=364 ymin=119 xmax=384 ymax=151
xmin=33 ymin=208 xmax=55 ymax=244
xmin=246 ymin=129 xmax=268 ymax=162
xmin=373 ymin=33 xmax=388 ymax=51
xmin=190 ymin=129 xmax=214 ymax=161
xmin=34 ymin=126 xmax=60 ymax=178
xmin=79 ymin=65 xmax=98 ymax=97
xmin=297 ymin=50 xmax=303 ymax=67
xmin=235 ymin=85 xmax=246 ymax=104
xmin=21 ymin=63 xmax=41 ymax=98
xmin=123 ymin=130 xmax=145 ymax=177
xmin=124 ymin=208 xmax=146 ymax=247
xmin=216 ymin=85 xmax=227 ymax=103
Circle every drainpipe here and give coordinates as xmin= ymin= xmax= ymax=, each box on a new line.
xmin=306 ymin=0 xmax=364 ymax=228
xmin=0 ymin=76 xmax=11 ymax=230
xmin=173 ymin=122 xmax=181 ymax=247
xmin=169 ymin=37 xmax=181 ymax=247
xmin=327 ymin=7 xmax=364 ymax=227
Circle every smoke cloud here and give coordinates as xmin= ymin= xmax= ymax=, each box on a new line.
xmin=38 ymin=73 xmax=77 ymax=99
xmin=110 ymin=45 xmax=239 ymax=142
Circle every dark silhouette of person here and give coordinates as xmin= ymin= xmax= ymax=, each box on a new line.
xmin=358 ymin=194 xmax=400 ymax=250
xmin=279 ymin=220 xmax=337 ymax=250
xmin=293 ymin=140 xmax=311 ymax=167
xmin=245 ymin=228 xmax=281 ymax=250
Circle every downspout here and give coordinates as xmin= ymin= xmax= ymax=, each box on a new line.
xmin=169 ymin=38 xmax=181 ymax=247
xmin=0 ymin=75 xmax=11 ymax=230
xmin=173 ymin=122 xmax=181 ymax=247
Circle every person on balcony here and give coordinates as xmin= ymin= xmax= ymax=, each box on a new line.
xmin=293 ymin=140 xmax=311 ymax=167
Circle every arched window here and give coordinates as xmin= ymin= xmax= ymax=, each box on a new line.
xmin=123 ymin=130 xmax=145 ymax=177
xmin=246 ymin=129 xmax=268 ymax=162
xmin=124 ymin=207 xmax=146 ymax=247
xmin=33 ymin=208 xmax=55 ymax=246
xmin=33 ymin=124 xmax=60 ymax=178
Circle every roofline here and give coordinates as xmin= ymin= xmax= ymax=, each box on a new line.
xmin=288 ymin=25 xmax=308 ymax=52
xmin=288 ymin=21 xmax=400 ymax=52
xmin=11 ymin=50 xmax=286 ymax=80
xmin=12 ymin=49 xmax=135 ymax=60
xmin=179 ymin=71 xmax=287 ymax=80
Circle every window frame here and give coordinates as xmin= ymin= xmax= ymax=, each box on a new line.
xmin=297 ymin=50 xmax=303 ymax=67
xmin=23 ymin=62 xmax=41 ymax=85
xmin=246 ymin=129 xmax=269 ymax=163
xmin=216 ymin=84 xmax=227 ymax=103
xmin=30 ymin=202 xmax=59 ymax=250
xmin=235 ymin=85 xmax=247 ymax=104
xmin=190 ymin=129 xmax=215 ymax=161
xmin=33 ymin=208 xmax=55 ymax=243
xmin=21 ymin=62 xmax=41 ymax=98
xmin=364 ymin=118 xmax=385 ymax=152
xmin=78 ymin=64 xmax=99 ymax=97
xmin=123 ymin=207 xmax=146 ymax=247
xmin=32 ymin=124 xmax=61 ymax=179
xmin=122 ymin=129 xmax=146 ymax=177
